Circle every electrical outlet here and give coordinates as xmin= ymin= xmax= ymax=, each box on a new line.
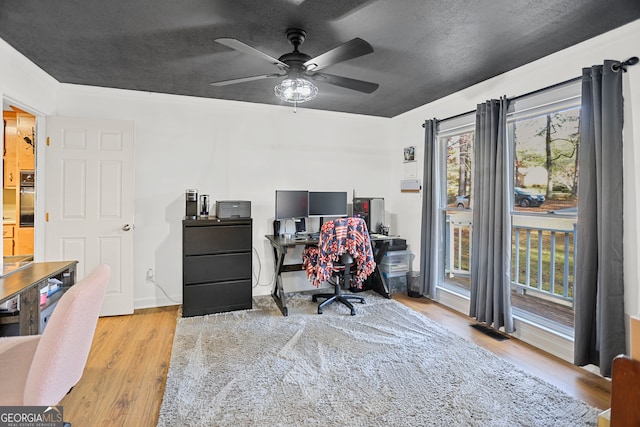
xmin=146 ymin=268 xmax=154 ymax=283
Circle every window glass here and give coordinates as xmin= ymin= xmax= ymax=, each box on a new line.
xmin=445 ymin=131 xmax=474 ymax=210
xmin=508 ymin=80 xmax=580 ymax=334
xmin=511 ymin=107 xmax=580 ymax=214
xmin=439 ymin=120 xmax=474 ymax=292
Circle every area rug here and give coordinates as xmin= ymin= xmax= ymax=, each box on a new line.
xmin=157 ymin=292 xmax=598 ymax=426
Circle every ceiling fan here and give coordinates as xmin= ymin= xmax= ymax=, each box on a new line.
xmin=211 ymin=28 xmax=379 ymax=105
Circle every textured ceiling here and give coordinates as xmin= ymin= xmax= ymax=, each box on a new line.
xmin=1 ymin=1 xmax=640 ymax=117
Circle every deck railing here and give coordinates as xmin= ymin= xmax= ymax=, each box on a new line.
xmin=445 ymin=212 xmax=577 ymax=305
xmin=445 ymin=214 xmax=472 ymax=278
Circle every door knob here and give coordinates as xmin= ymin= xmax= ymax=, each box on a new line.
xmin=122 ymin=224 xmax=133 ymax=231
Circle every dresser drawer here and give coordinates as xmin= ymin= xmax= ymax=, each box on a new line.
xmin=182 ymin=280 xmax=252 ymax=317
xmin=183 ymin=224 xmax=251 ymax=255
xmin=182 ymin=217 xmax=253 ymax=316
xmin=184 ymin=252 xmax=252 ymax=285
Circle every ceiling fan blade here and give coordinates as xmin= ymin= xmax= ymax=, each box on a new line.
xmin=210 ymin=73 xmax=283 ymax=86
xmin=303 ymin=38 xmax=374 ymax=71
xmin=215 ymin=38 xmax=289 ymax=69
xmin=310 ymin=72 xmax=379 ymax=94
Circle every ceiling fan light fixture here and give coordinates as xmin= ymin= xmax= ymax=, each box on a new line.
xmin=274 ymin=77 xmax=318 ymax=104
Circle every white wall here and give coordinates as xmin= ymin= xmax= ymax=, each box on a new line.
xmin=0 ymin=39 xmax=59 ymax=265
xmin=0 ymin=35 xmax=395 ymax=309
xmin=389 ymin=19 xmax=640 ymax=324
xmin=0 ymin=39 xmax=58 ymax=115
xmin=53 ymin=86 xmax=393 ymax=306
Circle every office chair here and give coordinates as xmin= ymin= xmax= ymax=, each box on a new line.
xmin=0 ymin=265 xmax=110 ymax=412
xmin=303 ymin=217 xmax=375 ymax=315
xmin=312 ymin=252 xmax=365 ymax=315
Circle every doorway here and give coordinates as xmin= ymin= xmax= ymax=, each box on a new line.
xmin=2 ymin=104 xmax=35 ymax=270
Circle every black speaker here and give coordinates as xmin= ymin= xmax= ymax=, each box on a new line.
xmin=273 ymin=220 xmax=281 ymax=236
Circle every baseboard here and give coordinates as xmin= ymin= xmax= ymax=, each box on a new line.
xmin=135 ymin=294 xmax=182 ymax=310
xmin=510 ymin=317 xmax=574 ymax=362
xmin=436 ymin=286 xmax=470 ymax=314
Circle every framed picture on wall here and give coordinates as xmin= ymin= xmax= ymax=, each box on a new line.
xmin=404 ymin=146 xmax=415 ymax=162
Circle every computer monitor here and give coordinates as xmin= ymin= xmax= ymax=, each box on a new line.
xmin=308 ymin=191 xmax=348 ymax=217
xmin=275 ymin=190 xmax=309 ymax=220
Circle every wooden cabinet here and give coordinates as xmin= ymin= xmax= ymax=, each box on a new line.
xmin=3 ymin=108 xmax=35 ymax=257
xmin=3 ymin=112 xmax=18 ymax=189
xmin=182 ymin=217 xmax=252 ymax=317
xmin=16 ymin=112 xmax=35 ymax=171
xmin=15 ymin=227 xmax=34 ymax=255
xmin=3 ymin=224 xmax=33 ymax=256
xmin=2 ymin=109 xmax=33 ymax=188
xmin=3 ymin=225 xmax=14 ymax=256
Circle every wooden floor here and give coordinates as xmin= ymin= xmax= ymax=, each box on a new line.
xmin=59 ymin=305 xmax=180 ymax=426
xmin=394 ymin=294 xmax=610 ymax=409
xmin=59 ymin=295 xmax=610 ymax=426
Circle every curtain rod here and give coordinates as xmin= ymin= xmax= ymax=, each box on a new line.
xmin=612 ymin=56 xmax=639 ymax=72
xmin=424 ymin=109 xmax=475 ymax=127
xmin=509 ymin=75 xmax=581 ymax=103
xmin=421 ymin=75 xmax=579 ymax=128
xmin=421 ymin=56 xmax=638 ymax=128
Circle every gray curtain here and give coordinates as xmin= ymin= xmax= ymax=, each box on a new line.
xmin=469 ymin=98 xmax=514 ymax=333
xmin=574 ymin=61 xmax=626 ymax=377
xmin=419 ymin=119 xmax=440 ymax=298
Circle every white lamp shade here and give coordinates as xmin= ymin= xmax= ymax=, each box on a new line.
xmin=274 ymin=77 xmax=318 ymax=103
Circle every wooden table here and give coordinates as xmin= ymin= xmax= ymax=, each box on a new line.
xmin=0 ymin=261 xmax=77 ymax=335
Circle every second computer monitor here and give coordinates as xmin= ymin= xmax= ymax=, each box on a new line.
xmin=275 ymin=190 xmax=309 ymax=220
xmin=308 ymin=191 xmax=348 ymax=217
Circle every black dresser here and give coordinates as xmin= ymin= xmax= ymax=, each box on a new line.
xmin=182 ymin=217 xmax=252 ymax=316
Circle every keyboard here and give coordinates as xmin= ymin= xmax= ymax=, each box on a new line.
xmin=292 ymin=233 xmax=319 ymax=241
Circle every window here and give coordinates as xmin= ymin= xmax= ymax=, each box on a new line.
xmin=438 ymin=114 xmax=475 ymax=294
xmin=434 ymin=79 xmax=581 ymax=334
xmin=508 ymin=80 xmax=581 ymax=333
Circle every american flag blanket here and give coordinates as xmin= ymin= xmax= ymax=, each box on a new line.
xmin=302 ymin=217 xmax=376 ymax=288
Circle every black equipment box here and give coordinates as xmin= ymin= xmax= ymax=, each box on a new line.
xmin=374 ymin=238 xmax=407 ymax=251
xmin=215 ymin=200 xmax=251 ymax=219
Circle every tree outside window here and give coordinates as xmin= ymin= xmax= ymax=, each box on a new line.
xmin=512 ymin=107 xmax=580 ymax=213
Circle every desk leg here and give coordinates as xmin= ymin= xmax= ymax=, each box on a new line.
xmin=368 ymin=241 xmax=391 ymax=299
xmin=368 ymin=266 xmax=391 ymax=299
xmin=369 ymin=267 xmax=391 ymax=299
xmin=19 ymin=284 xmax=40 ymax=335
xmin=270 ymin=247 xmax=289 ymax=316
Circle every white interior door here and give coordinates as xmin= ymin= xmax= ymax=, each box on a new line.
xmin=45 ymin=116 xmax=134 ymax=316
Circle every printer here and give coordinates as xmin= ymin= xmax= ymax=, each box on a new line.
xmin=215 ymin=200 xmax=251 ymax=219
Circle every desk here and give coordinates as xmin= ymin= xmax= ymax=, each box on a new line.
xmin=0 ymin=261 xmax=77 ymax=335
xmin=265 ymin=235 xmax=393 ymax=316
